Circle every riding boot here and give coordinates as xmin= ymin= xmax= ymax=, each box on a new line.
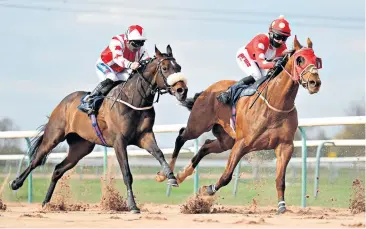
xmin=216 ymin=75 xmax=256 ymax=104
xmin=78 ymin=78 xmax=115 ymax=115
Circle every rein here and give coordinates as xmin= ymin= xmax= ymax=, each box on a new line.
xmin=108 ymin=55 xmax=177 ymax=110
xmin=252 ymin=52 xmax=296 ymax=113
xmin=257 ymin=48 xmax=319 ymax=113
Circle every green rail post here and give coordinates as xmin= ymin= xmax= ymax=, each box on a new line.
xmin=103 ymin=146 xmax=108 ymax=179
xmin=298 ymin=127 xmax=307 ymax=208
xmin=314 ymin=141 xmax=335 ymax=198
xmin=193 ymin=138 xmax=199 ymax=194
xmin=165 ymin=138 xmax=200 ymax=196
xmin=25 ymin=137 xmax=32 ymax=203
xmin=232 ymin=158 xmax=242 ymax=196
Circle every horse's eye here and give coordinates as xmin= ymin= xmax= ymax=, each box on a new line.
xmin=162 ymin=67 xmax=168 ymax=71
xmin=296 ymin=56 xmax=305 ymax=67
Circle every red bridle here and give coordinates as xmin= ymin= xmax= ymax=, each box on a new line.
xmin=282 ymin=47 xmax=322 ymax=88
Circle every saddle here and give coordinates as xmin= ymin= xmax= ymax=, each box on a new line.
xmin=230 ymin=75 xmax=269 ymax=108
xmin=79 ymin=93 xmax=105 ymax=115
xmin=229 ymin=63 xmax=285 ymax=130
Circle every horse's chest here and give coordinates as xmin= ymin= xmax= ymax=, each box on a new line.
xmin=245 ymin=115 xmax=290 ymax=148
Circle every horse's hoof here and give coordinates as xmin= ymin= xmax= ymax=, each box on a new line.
xmin=42 ymin=201 xmax=48 ymax=208
xmin=198 ymin=185 xmax=215 ymax=196
xmin=167 ymin=178 xmax=179 ymax=187
xmin=176 ymin=175 xmax=183 ymax=184
xmin=277 ymin=206 xmax=286 ymax=214
xmin=129 ymin=206 xmax=141 ymax=214
xmin=155 ymin=172 xmax=167 ymax=183
xmin=9 ymin=180 xmax=19 ymax=190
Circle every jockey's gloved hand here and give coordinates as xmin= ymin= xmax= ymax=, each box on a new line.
xmin=274 ymin=58 xmax=284 ymax=69
xmin=130 ymin=62 xmax=140 ymax=70
xmin=140 ymin=59 xmax=150 ymax=66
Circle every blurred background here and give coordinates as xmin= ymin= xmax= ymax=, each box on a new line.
xmin=0 ymin=0 xmax=364 ymax=208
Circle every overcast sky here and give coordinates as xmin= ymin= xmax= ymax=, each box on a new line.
xmin=0 ymin=0 xmax=364 ymax=149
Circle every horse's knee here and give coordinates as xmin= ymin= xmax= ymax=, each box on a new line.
xmin=204 ymin=139 xmax=215 ymax=145
xmin=275 ymin=177 xmax=286 ymax=190
xmin=30 ymin=157 xmax=44 ymax=169
xmin=51 ymin=163 xmax=71 ymax=182
xmin=51 ymin=169 xmax=64 ymax=182
xmin=123 ymin=173 xmax=133 ymax=185
xmin=179 ymin=127 xmax=185 ymax=135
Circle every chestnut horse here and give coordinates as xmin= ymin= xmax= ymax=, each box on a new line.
xmin=10 ymin=45 xmax=188 ymax=213
xmin=156 ymin=36 xmax=322 ymax=214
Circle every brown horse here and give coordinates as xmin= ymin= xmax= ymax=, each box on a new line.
xmin=156 ymin=36 xmax=322 ymax=214
xmin=10 ymin=45 xmax=188 ymax=213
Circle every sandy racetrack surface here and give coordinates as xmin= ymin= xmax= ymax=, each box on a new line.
xmin=0 ymin=202 xmax=365 ymax=228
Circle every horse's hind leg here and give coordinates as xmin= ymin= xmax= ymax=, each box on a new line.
xmin=10 ymin=123 xmax=65 ymax=190
xmin=176 ymin=124 xmax=234 ymax=184
xmin=42 ymin=133 xmax=95 ymax=207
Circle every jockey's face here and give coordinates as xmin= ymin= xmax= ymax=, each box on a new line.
xmin=270 ymin=32 xmax=289 ymax=48
xmin=273 ymin=33 xmax=288 ymax=42
xmin=128 ymin=40 xmax=145 ymax=51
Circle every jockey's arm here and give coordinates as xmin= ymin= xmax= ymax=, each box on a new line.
xmin=252 ymin=38 xmax=275 ymax=70
xmin=109 ymin=38 xmax=133 ymax=68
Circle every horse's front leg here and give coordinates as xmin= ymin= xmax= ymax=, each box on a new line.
xmin=138 ymin=131 xmax=178 ymax=187
xmin=113 ymin=134 xmax=140 ymax=213
xmin=274 ymin=141 xmax=294 ymax=214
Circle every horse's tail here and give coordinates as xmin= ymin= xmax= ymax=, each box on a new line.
xmin=29 ymin=122 xmax=47 ymax=165
xmin=180 ymin=91 xmax=203 ymax=111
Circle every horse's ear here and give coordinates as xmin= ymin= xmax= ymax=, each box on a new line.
xmin=155 ymin=45 xmax=162 ymax=57
xmin=307 ymin=37 xmax=313 ymax=49
xmin=293 ymin=35 xmax=302 ymax=50
xmin=167 ymin=44 xmax=173 ymax=57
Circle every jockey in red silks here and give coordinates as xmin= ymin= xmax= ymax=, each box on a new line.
xmin=79 ymin=24 xmax=151 ymax=115
xmin=217 ymin=15 xmax=292 ymax=104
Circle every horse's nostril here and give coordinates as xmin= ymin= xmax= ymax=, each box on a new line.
xmin=309 ymin=80 xmax=316 ymax=86
xmin=177 ymin=88 xmax=184 ymax=93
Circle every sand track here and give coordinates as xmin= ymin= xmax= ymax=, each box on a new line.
xmin=0 ymin=202 xmax=364 ymax=228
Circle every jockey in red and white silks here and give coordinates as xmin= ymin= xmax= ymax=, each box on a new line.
xmin=217 ymin=15 xmax=292 ymax=104
xmin=78 ymin=25 xmax=150 ymax=115
xmin=96 ymin=25 xmax=150 ymax=82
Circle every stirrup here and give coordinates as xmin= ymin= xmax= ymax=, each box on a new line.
xmin=217 ymin=91 xmax=231 ymax=104
xmin=78 ymin=102 xmax=95 ymax=115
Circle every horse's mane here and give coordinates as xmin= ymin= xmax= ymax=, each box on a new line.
xmin=110 ymin=52 xmax=173 ymax=96
xmin=282 ymin=48 xmax=296 ymax=57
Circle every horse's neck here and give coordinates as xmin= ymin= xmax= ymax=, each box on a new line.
xmin=116 ymin=70 xmax=156 ymax=107
xmin=265 ymin=62 xmax=299 ymax=112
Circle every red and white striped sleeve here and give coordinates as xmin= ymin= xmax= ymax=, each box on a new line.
xmin=108 ymin=36 xmax=132 ymax=68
